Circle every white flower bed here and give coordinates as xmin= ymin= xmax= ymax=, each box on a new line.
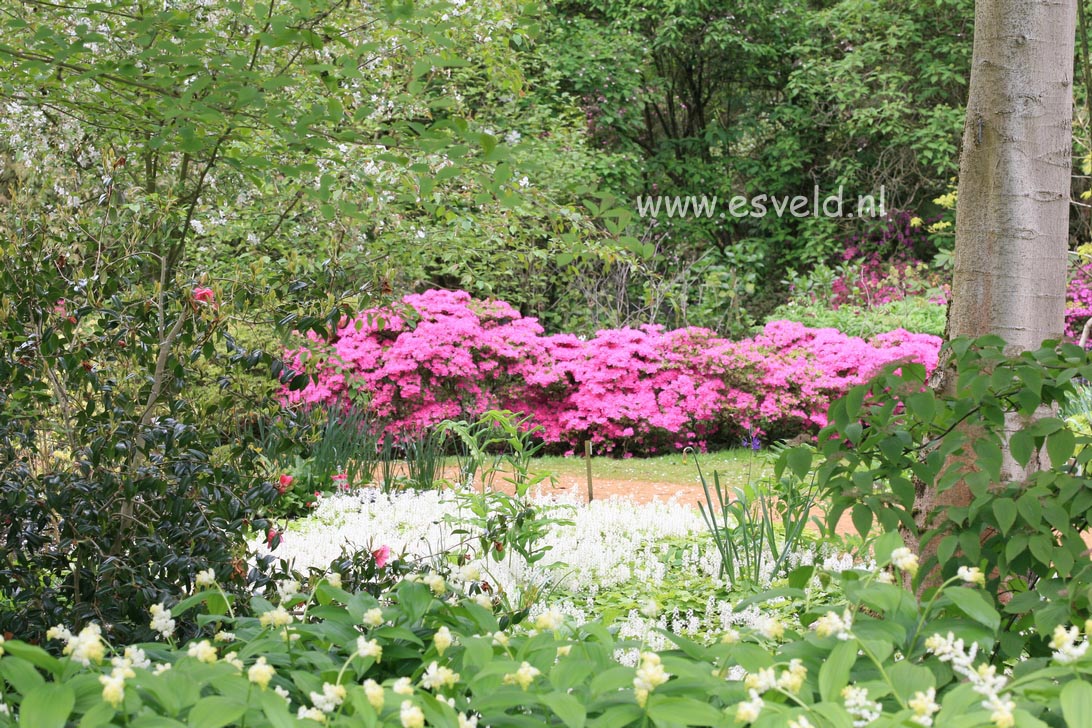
xmin=251 ymin=485 xmax=718 ymax=595
xmin=251 ymin=484 xmax=862 ymax=646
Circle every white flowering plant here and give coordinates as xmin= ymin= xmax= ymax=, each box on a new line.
xmin=1 ymin=546 xmax=1090 ymax=727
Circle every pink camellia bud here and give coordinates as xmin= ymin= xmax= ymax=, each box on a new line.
xmin=266 ymin=528 xmax=279 ymax=547
xmin=277 ymin=474 xmax=293 ymax=494
xmin=193 ymin=287 xmax=215 ymax=305
xmin=372 ymin=545 xmax=391 ymax=569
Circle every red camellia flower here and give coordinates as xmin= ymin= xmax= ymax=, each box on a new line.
xmin=372 ymin=545 xmax=391 ymax=569
xmin=277 ymin=474 xmax=293 ymax=494
xmin=193 ymin=287 xmax=215 ymax=305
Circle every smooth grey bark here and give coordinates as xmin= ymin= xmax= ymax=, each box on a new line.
xmin=915 ymin=0 xmax=1076 ymax=570
xmin=947 ymin=0 xmax=1074 ymax=348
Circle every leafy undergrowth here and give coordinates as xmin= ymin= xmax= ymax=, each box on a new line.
xmin=3 ymin=543 xmax=1090 ymax=727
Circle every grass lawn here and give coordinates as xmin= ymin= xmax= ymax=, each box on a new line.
xmin=528 ymin=448 xmax=770 ymax=487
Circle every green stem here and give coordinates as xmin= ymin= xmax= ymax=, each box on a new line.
xmin=906 ymin=576 xmax=962 ymax=656
xmin=856 ymin=639 xmax=907 ymax=710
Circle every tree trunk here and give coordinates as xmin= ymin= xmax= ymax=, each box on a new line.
xmin=915 ymin=0 xmax=1075 ymax=564
xmin=947 ymin=0 xmax=1073 ymax=350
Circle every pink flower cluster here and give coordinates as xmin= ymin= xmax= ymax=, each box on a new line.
xmin=829 ymin=256 xmax=948 ymax=309
xmin=283 ymin=290 xmax=941 ymax=452
xmin=1066 ymin=261 xmax=1092 ymax=341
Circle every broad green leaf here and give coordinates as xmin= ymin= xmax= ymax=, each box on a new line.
xmin=1061 ymin=680 xmax=1092 ymax=727
xmin=1017 ymin=494 xmax=1042 ymax=526
xmin=187 ymin=696 xmax=246 ymax=728
xmin=587 ymin=705 xmax=644 ymax=728
xmin=0 ymin=655 xmax=46 ymax=693
xmin=819 ymin=639 xmax=858 ymax=702
xmin=128 ymin=717 xmax=188 ymax=727
xmin=78 ymin=702 xmax=117 ymax=728
xmin=0 ymin=641 xmax=63 ymax=677
xmin=944 ymin=587 xmax=1000 ymax=632
xmin=19 ymin=682 xmax=75 ymax=728
xmin=1047 ymin=429 xmax=1076 ymax=468
xmin=887 ymin=661 xmax=935 ymax=705
xmin=992 ymin=498 xmax=1017 ymax=536
xmin=590 ymin=667 xmax=635 ymax=696
xmin=851 ymin=504 xmax=873 ymax=538
xmin=785 ymin=446 xmax=812 ymax=481
xmin=844 ymin=385 xmax=866 ymax=421
xmin=260 ymin=688 xmax=299 ymax=728
xmin=872 ymin=531 xmax=904 ymax=565
xmin=541 ymin=691 xmax=586 ymax=728
xmin=647 ymin=696 xmax=724 ymax=726
xmin=1009 ymin=430 xmax=1034 ymax=467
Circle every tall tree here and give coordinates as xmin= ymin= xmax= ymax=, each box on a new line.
xmin=917 ymin=0 xmax=1076 ymax=553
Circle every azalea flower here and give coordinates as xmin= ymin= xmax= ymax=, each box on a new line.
xmin=373 ymin=545 xmax=391 ymax=568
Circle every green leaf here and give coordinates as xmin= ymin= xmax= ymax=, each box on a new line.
xmin=1017 ymin=494 xmax=1042 ymax=526
xmin=128 ymin=717 xmax=188 ymax=727
xmin=0 ymin=641 xmax=63 ymax=677
xmin=19 ymin=682 xmax=75 ymax=728
xmin=787 ymin=565 xmax=815 ymax=590
xmin=397 ymin=581 xmax=433 ymax=623
xmin=1029 ymin=535 xmax=1054 ymax=567
xmin=844 ymin=385 xmax=866 ymax=421
xmin=905 ymin=391 xmax=935 ymax=423
xmin=819 ymin=639 xmax=857 ymax=702
xmin=992 ymin=498 xmax=1017 ymax=536
xmin=851 ymin=504 xmax=873 ymax=538
xmin=1061 ymin=679 xmax=1092 ymax=727
xmin=1047 ymin=429 xmax=1076 ymax=468
xmin=260 ymin=689 xmax=298 ymax=728
xmin=1009 ymin=430 xmax=1034 ymax=468
xmin=937 ymin=534 xmax=958 ymax=565
xmin=944 ymin=586 xmax=1000 ymax=632
xmin=887 ymin=661 xmax=935 ymax=705
xmin=785 ymin=446 xmax=812 ymax=481
xmin=187 ymin=696 xmax=246 ymax=728
xmin=479 ymin=133 xmax=497 ymax=158
xmin=541 ymin=691 xmax=586 ymax=728
xmin=872 ymin=531 xmax=904 ymax=566
xmin=590 ymin=667 xmax=635 ymax=696
xmin=587 ymin=705 xmax=644 ymax=728
xmin=0 ymin=655 xmax=46 ymax=693
xmin=647 ymin=696 xmax=724 ymax=726
xmin=78 ymin=702 xmax=116 ymax=728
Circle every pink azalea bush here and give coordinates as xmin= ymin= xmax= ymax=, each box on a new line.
xmin=1066 ymin=260 xmax=1092 ymax=341
xmin=284 ymin=290 xmax=941 ymax=453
